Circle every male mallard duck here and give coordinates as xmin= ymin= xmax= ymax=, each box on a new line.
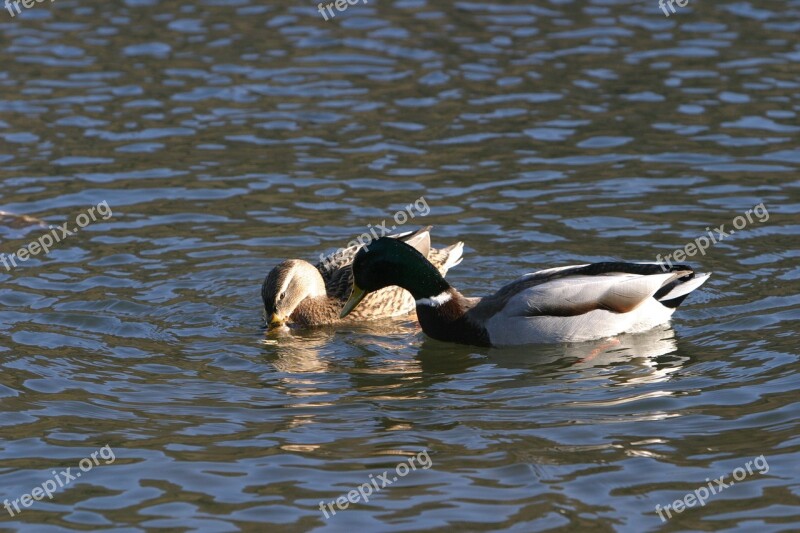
xmin=340 ymin=237 xmax=711 ymax=346
xmin=262 ymin=227 xmax=463 ymax=328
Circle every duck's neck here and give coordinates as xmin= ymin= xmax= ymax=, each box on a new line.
xmin=398 ymin=261 xmax=451 ymax=302
xmin=414 ymin=288 xmax=490 ymax=347
xmin=394 ymin=260 xmax=490 ymax=346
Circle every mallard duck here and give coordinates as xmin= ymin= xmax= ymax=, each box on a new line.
xmin=262 ymin=227 xmax=463 ymax=328
xmin=340 ymin=237 xmax=711 ymax=346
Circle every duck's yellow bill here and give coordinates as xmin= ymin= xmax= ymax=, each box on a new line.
xmin=268 ymin=313 xmax=285 ymax=328
xmin=340 ymin=284 xmax=367 ymax=318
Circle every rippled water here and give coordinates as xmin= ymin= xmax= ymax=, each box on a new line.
xmin=1 ymin=0 xmax=798 ymax=530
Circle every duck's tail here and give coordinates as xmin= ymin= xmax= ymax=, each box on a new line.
xmin=436 ymin=241 xmax=464 ymax=275
xmin=656 ymin=272 xmax=712 ymax=309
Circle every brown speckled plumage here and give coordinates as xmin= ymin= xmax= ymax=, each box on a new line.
xmin=262 ymin=227 xmax=463 ymax=327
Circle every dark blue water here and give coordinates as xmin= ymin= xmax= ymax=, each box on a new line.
xmin=1 ymin=0 xmax=798 ymax=531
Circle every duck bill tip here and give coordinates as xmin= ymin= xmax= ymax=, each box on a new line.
xmin=267 ymin=313 xmax=286 ymax=329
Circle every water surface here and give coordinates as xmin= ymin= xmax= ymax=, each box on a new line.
xmin=1 ymin=0 xmax=798 ymax=531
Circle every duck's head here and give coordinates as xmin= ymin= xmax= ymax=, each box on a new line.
xmin=262 ymin=260 xmax=326 ymax=328
xmin=340 ymin=237 xmax=450 ymax=318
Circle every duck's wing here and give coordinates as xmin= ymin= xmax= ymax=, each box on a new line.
xmin=469 ymin=262 xmax=708 ymax=322
xmin=315 ymin=226 xmax=434 ymax=300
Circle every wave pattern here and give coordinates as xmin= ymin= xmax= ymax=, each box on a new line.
xmin=0 ymin=0 xmax=798 ymax=530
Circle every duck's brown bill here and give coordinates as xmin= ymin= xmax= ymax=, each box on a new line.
xmin=340 ymin=284 xmax=367 ymax=318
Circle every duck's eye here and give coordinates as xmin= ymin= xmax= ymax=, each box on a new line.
xmin=279 ymin=292 xmax=286 ymax=301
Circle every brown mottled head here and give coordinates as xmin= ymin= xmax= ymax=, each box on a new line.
xmin=262 ymin=260 xmax=326 ymax=328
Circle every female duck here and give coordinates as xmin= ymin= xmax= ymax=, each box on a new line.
xmin=340 ymin=237 xmax=710 ymax=346
xmin=262 ymin=227 xmax=463 ymax=328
